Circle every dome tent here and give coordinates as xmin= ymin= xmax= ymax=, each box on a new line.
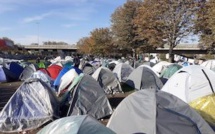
xmin=152 ymin=61 xmax=172 ymax=74
xmin=112 ymin=63 xmax=134 ymax=83
xmin=19 ymin=63 xmax=38 ymax=81
xmin=0 ymin=78 xmax=59 ymax=133
xmin=92 ymin=67 xmax=122 ymax=94
xmin=200 ymin=59 xmax=215 ymax=71
xmin=107 ymin=89 xmax=214 ymax=134
xmin=160 ymin=63 xmax=182 ymax=79
xmin=125 ymin=65 xmax=163 ymax=90
xmin=63 ymin=74 xmax=113 ymax=119
xmin=38 ymin=115 xmax=115 ymax=134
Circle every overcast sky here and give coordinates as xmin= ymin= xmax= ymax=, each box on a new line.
xmin=0 ymin=0 xmax=127 ymax=45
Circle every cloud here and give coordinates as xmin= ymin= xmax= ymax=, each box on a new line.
xmin=22 ymin=12 xmax=53 ymax=23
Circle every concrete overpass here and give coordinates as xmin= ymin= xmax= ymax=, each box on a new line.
xmin=17 ymin=44 xmax=213 ymax=55
xmin=18 ymin=45 xmax=78 ymax=55
xmin=149 ymin=47 xmax=212 ymax=54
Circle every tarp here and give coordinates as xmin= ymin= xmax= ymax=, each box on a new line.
xmin=0 ymin=78 xmax=59 ymax=133
xmin=107 ymin=89 xmax=214 ymax=134
xmin=31 ymin=70 xmax=53 ymax=88
xmin=38 ymin=115 xmax=115 ymax=134
xmin=66 ymin=74 xmax=113 ymax=119
xmin=126 ymin=65 xmax=163 ymax=90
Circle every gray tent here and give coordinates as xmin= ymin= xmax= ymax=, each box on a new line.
xmin=19 ymin=63 xmax=37 ymax=81
xmin=38 ymin=115 xmax=115 ymax=134
xmin=82 ymin=63 xmax=96 ymax=75
xmin=112 ymin=63 xmax=134 ymax=83
xmin=92 ymin=67 xmax=122 ymax=94
xmin=0 ymin=78 xmax=59 ymax=133
xmin=126 ymin=65 xmax=163 ymax=90
xmin=107 ymin=89 xmax=214 ymax=134
xmin=66 ymin=74 xmax=113 ymax=119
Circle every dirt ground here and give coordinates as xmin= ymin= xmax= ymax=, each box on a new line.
xmin=0 ymin=81 xmax=134 ymax=134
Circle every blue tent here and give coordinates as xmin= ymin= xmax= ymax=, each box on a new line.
xmin=9 ymin=62 xmax=24 ymax=80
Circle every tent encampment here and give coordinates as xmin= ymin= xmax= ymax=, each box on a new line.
xmin=107 ymin=89 xmax=214 ymax=134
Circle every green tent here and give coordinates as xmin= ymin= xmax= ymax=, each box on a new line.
xmin=160 ymin=63 xmax=182 ymax=79
xmin=38 ymin=62 xmax=46 ymax=69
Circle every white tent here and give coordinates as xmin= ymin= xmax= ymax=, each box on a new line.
xmin=200 ymin=59 xmax=215 ymax=71
xmin=58 ymin=68 xmax=78 ymax=95
xmin=152 ymin=61 xmax=172 ymax=74
xmin=161 ymin=65 xmax=215 ymax=127
xmin=161 ymin=65 xmax=215 ymax=103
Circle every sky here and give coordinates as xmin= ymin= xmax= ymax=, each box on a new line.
xmin=0 ymin=0 xmax=127 ymax=45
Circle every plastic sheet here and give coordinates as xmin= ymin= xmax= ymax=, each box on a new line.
xmin=190 ymin=94 xmax=215 ymax=126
